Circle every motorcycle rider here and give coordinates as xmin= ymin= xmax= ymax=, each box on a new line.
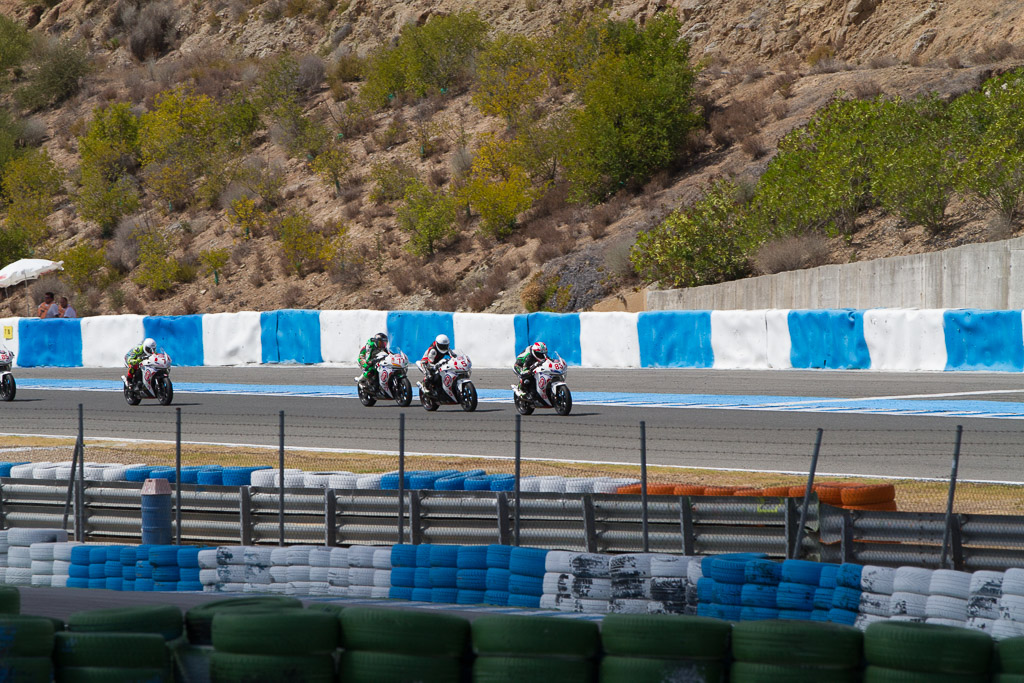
xmin=126 ymin=338 xmax=157 ymax=389
xmin=417 ymin=334 xmax=456 ymax=394
xmin=356 ymin=332 xmax=390 ymax=388
xmin=513 ymin=342 xmax=548 ymax=399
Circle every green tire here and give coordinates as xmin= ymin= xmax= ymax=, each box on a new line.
xmin=340 ymin=607 xmax=469 ymax=657
xmin=731 ymin=661 xmax=860 ymax=683
xmin=305 ymin=603 xmax=344 ymax=617
xmin=864 ymin=621 xmax=993 ymax=675
xmin=0 ymin=656 xmax=52 ymax=683
xmin=0 ymin=585 xmax=20 ymax=614
xmin=338 ymin=651 xmax=461 ymax=683
xmin=600 ymin=614 xmax=731 ymax=660
xmin=473 ymin=655 xmax=595 ymax=683
xmin=55 ymin=666 xmax=171 ymax=683
xmin=0 ymin=615 xmax=56 ymax=657
xmin=864 ymin=665 xmax=989 ymax=683
xmin=471 ymin=614 xmax=600 ymax=658
xmin=998 ymin=637 xmax=1024 ymax=674
xmin=599 ymin=655 xmax=725 ymax=683
xmin=212 ymin=609 xmax=339 ymax=656
xmin=68 ymin=605 xmax=183 ymax=641
xmin=54 ymin=632 xmax=170 ymax=668
xmin=210 ymin=652 xmax=335 ymax=683
xmin=995 ymin=675 xmax=1024 ymax=683
xmin=732 ymin=619 xmax=863 ymax=669
xmin=186 ymin=597 xmax=302 ymax=646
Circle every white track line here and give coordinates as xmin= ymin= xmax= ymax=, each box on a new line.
xmin=2 ymin=431 xmax=1022 ymax=486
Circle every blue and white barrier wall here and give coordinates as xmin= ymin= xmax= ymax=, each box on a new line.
xmin=1 ymin=308 xmax=1022 ymax=371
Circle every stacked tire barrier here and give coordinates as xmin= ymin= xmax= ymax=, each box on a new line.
xmin=997 ymin=569 xmax=1024 ymax=640
xmin=926 ymin=569 xmax=973 ymax=627
xmin=600 ymin=613 xmax=729 ymax=682
xmin=889 ymin=566 xmax=932 ymax=623
xmin=472 ymin=615 xmax=599 ymax=682
xmin=540 ymin=551 xmax=613 ymax=614
xmin=5 ymin=529 xmax=69 ymax=587
xmin=508 ymin=547 xmax=548 ymax=609
xmin=484 ymin=544 xmax=511 ymax=607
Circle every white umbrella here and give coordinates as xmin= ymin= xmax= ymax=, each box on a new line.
xmin=0 ymin=259 xmax=64 ymax=317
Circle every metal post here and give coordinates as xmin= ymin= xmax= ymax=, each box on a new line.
xmin=398 ymin=413 xmax=405 ymax=544
xmin=175 ymin=407 xmax=182 ymax=545
xmin=940 ymin=425 xmax=963 ymax=568
xmin=62 ymin=439 xmax=79 ymax=532
xmin=76 ymin=404 xmax=85 ymax=542
xmin=792 ymin=428 xmax=823 ymax=560
xmin=514 ymin=415 xmax=521 ymax=547
xmin=640 ymin=421 xmax=649 ymax=553
xmin=278 ymin=410 xmax=285 ymax=547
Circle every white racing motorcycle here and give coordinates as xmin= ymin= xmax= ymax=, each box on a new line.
xmin=416 ymin=355 xmax=478 ymax=412
xmin=122 ymin=351 xmax=174 ymax=406
xmin=358 ymin=349 xmax=413 ymax=407
xmin=513 ymin=354 xmax=573 ymax=416
xmin=0 ymin=349 xmax=15 ymax=401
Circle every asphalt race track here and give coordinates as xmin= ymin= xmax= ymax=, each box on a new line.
xmin=3 ymin=367 xmax=1024 ymax=481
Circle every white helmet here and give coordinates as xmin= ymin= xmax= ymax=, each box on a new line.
xmin=435 ymin=334 xmax=449 ymax=352
xmin=143 ymin=338 xmax=157 ymax=354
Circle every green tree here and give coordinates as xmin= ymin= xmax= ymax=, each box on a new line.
xmin=310 ymin=145 xmax=351 ymax=195
xmin=1 ymin=147 xmax=63 ymax=246
xmin=133 ymin=229 xmax=178 ymax=293
xmin=0 ymin=16 xmax=32 ymax=83
xmin=630 ymin=179 xmax=751 ymax=288
xmin=57 ymin=242 xmax=107 ymax=292
xmin=473 ymin=34 xmax=547 ymax=128
xmin=543 ymin=12 xmax=610 ymax=89
xmin=199 ymin=247 xmax=230 ymax=285
xmin=16 ymin=40 xmax=91 ymax=110
xmin=564 ymin=14 xmax=701 ymax=202
xmin=462 ymin=134 xmax=539 ymax=239
xmin=397 ymin=180 xmax=458 ymax=256
xmin=275 ymin=211 xmax=332 ymax=276
xmin=76 ymin=103 xmax=142 ymax=233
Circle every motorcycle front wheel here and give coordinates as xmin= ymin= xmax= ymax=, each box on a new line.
xmin=419 ymin=387 xmax=438 ymax=412
xmin=514 ymin=391 xmax=534 ymax=416
xmin=394 ymin=376 xmax=413 ymax=407
xmin=124 ymin=383 xmax=141 ymax=406
xmin=0 ymin=375 xmax=15 ymax=402
xmin=460 ymin=381 xmax=478 ymax=412
xmin=157 ymin=375 xmax=174 ymax=406
xmin=554 ymin=385 xmax=573 ymax=416
xmin=358 ymin=384 xmax=377 ymax=407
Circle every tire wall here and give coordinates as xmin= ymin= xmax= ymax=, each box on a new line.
xmin=9 ymin=307 xmax=1024 ymax=370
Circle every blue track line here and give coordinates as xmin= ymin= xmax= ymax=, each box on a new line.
xmin=15 ymin=378 xmax=1024 ymax=419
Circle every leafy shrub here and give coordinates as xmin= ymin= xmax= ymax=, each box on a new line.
xmin=17 ymin=40 xmax=91 ymax=110
xmin=1 ymin=148 xmax=63 ymax=246
xmin=0 ymin=15 xmax=32 ymax=81
xmin=274 ymin=211 xmax=338 ymax=276
xmin=473 ymin=34 xmax=547 ymax=127
xmin=369 ymin=159 xmax=417 ymax=203
xmin=328 ymin=53 xmax=364 ymax=86
xmin=199 ymin=247 xmax=230 ymax=284
xmin=57 ymin=242 xmax=108 ymax=291
xmin=630 ymin=179 xmax=750 ymax=288
xmin=310 ymin=145 xmax=351 ymax=194
xmin=77 ymin=172 xmax=140 ymax=235
xmin=396 ymin=180 xmax=458 ymax=256
xmin=76 ymin=103 xmax=142 ymax=233
xmin=227 ymin=195 xmax=265 ymax=238
xmin=360 ymin=12 xmax=489 ymax=107
xmin=0 ymin=110 xmax=24 ymax=175
xmin=133 ymin=228 xmax=178 ymax=293
xmin=461 ymin=134 xmax=538 ymax=239
xmin=753 ymin=234 xmax=830 ymax=275
xmin=543 ymin=12 xmax=609 ymax=89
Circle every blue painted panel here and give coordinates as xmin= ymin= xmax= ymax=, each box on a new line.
xmin=944 ymin=309 xmax=1024 ymax=372
xmin=386 ymin=311 xmax=455 ymax=360
xmin=513 ymin=314 xmax=530 ymax=359
xmin=788 ymin=310 xmax=870 ymax=370
xmin=18 ymin=319 xmax=82 ymax=367
xmin=637 ymin=311 xmax=713 ymax=368
xmin=274 ymin=310 xmax=322 ymax=364
xmin=525 ymin=313 xmax=581 ymax=366
xmin=143 ymin=316 xmax=204 ymax=367
xmin=260 ymin=311 xmax=279 ymax=363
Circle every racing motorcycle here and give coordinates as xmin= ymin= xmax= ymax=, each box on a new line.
xmin=358 ymin=349 xmax=413 ymax=407
xmin=122 ymin=351 xmax=174 ymax=406
xmin=512 ymin=353 xmax=573 ymax=416
xmin=416 ymin=354 xmax=478 ymax=412
xmin=0 ymin=349 xmax=15 ymax=401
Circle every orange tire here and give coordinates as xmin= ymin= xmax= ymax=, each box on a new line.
xmin=733 ymin=487 xmax=763 ymax=496
xmin=616 ymin=484 xmax=641 ymax=495
xmin=814 ymin=482 xmax=857 ymax=505
xmin=702 ymin=486 xmax=737 ymax=496
xmin=674 ymin=485 xmax=705 ymax=496
xmin=648 ymin=484 xmax=678 ymax=495
xmin=843 ymin=500 xmax=898 ymax=512
xmin=840 ymin=484 xmax=896 ymax=506
xmin=761 ymin=486 xmax=793 ymax=497
xmin=788 ymin=485 xmax=809 ymax=498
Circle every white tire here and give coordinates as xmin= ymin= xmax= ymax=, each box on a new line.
xmin=216 ymin=546 xmax=248 ymax=566
xmin=650 ymin=555 xmax=693 ymax=578
xmin=993 ymin=618 xmax=1024 ymax=640
xmin=356 ymin=474 xmax=383 ymax=489
xmin=5 ymin=567 xmax=31 ymax=585
xmin=966 ymin=616 xmax=996 ymax=633
xmin=890 ymin=591 xmax=928 ymax=617
xmin=30 ymin=561 xmax=53 ymax=576
xmin=860 ymin=565 xmax=896 ymax=595
xmin=29 ymin=543 xmax=54 ymax=561
xmin=609 ymin=598 xmax=649 ymax=614
xmin=52 ymin=560 xmax=70 ymax=575
xmin=269 ymin=567 xmax=289 ymax=583
xmin=859 ymin=592 xmax=891 ymax=617
xmin=9 ymin=463 xmax=40 ymax=478
xmin=197 ymin=549 xmax=219 ymax=569
xmin=269 ymin=547 xmax=290 ymax=566
xmin=686 ymin=560 xmax=704 ymax=584
xmin=969 ymin=571 xmax=1004 ymax=598
xmin=575 ymin=598 xmax=611 ymax=614
xmin=51 ymin=543 xmax=79 ymax=562
xmin=930 ymin=570 xmax=971 ymax=599
xmin=348 ymin=567 xmax=375 ymax=586
xmin=565 ymin=478 xmax=594 ymax=494
xmin=545 ymin=551 xmax=573 ymax=574
xmin=894 ymin=567 xmax=933 ymax=594
xmin=538 ymin=477 xmax=566 ymax=493
xmin=327 ymin=568 xmax=349 ymax=587
xmin=286 ymin=566 xmax=311 ymax=583
xmin=304 ymin=472 xmax=333 ymax=489
xmin=854 ymin=613 xmax=887 ymax=631
xmin=967 ymin=594 xmax=999 ymax=619
xmin=221 ymin=582 xmax=245 ymax=593
xmin=540 ymin=594 xmax=559 ymax=610
xmin=7 ymin=547 xmax=30 ymax=568
xmin=30 ymin=574 xmax=51 ymax=587
xmin=286 ymin=546 xmax=314 ymax=566
xmin=328 ymin=473 xmax=359 ymax=489
xmin=1003 ymin=568 xmax=1024 ymax=597
xmin=370 ymin=586 xmax=389 ymax=599
xmin=347 ymin=584 xmax=372 ymax=598
xmin=925 ymin=617 xmax=966 ymax=627
xmin=327 ymin=586 xmax=347 ymax=597
xmin=214 ymin=566 xmax=247 ymax=583
xmin=519 ymin=477 xmax=542 ymax=493
xmin=199 ymin=569 xmax=220 ymax=585
xmin=102 ymin=466 xmax=128 ymax=481
xmin=309 ymin=567 xmax=329 ymax=583
xmin=372 ymin=548 xmax=392 ymax=570
xmin=243 ymin=547 xmax=274 ymax=568
xmin=347 ymin=546 xmax=376 ymax=569
xmin=999 ymin=593 xmax=1024 ymax=621
xmin=285 ymin=582 xmax=311 ymax=596
xmin=329 ymin=548 xmax=349 ymax=568
xmin=888 ymin=615 xmax=925 ymax=623
xmin=309 ymin=581 xmax=332 ymax=596
xmin=50 ymin=575 xmax=68 ymax=588
xmin=244 ymin=566 xmax=272 ymax=584
xmin=250 ymin=470 xmax=277 ymax=487
xmin=8 ymin=528 xmax=68 ymax=546
xmin=610 ymin=554 xmax=652 ymax=578
xmin=309 ymin=548 xmax=333 ymax=568
xmin=925 ymin=594 xmax=968 ymax=621
xmin=373 ymin=570 xmax=391 ymax=587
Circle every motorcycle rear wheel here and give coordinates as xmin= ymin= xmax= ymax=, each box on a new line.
xmin=460 ymin=381 xmax=478 ymax=412
xmin=124 ymin=383 xmax=141 ymax=406
xmin=157 ymin=376 xmax=174 ymax=406
xmin=514 ymin=392 xmax=534 ymax=416
xmin=394 ymin=377 xmax=413 ymax=407
xmin=0 ymin=375 xmax=15 ymax=402
xmin=419 ymin=388 xmax=438 ymax=412
xmin=358 ymin=384 xmax=377 ymax=407
xmin=554 ymin=385 xmax=573 ymax=416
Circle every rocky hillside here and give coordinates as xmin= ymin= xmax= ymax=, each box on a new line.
xmin=0 ymin=0 xmax=1022 ymax=318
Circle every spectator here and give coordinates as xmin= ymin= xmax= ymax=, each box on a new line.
xmin=59 ymin=297 xmax=76 ymax=319
xmin=36 ymin=292 xmax=58 ymax=319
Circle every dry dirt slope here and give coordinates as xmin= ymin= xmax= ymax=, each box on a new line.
xmin=0 ymin=0 xmax=1022 ymax=316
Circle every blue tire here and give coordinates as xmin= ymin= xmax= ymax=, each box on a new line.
xmin=456 ymin=569 xmax=487 ymax=591
xmin=484 ymin=591 xmax=509 ymax=606
xmin=741 ymin=583 xmax=777 ymax=608
xmin=712 ymin=581 xmax=743 ymax=605
xmin=835 ymin=564 xmax=863 ymax=589
xmin=485 ymin=569 xmax=511 ymax=591
xmin=776 ymin=582 xmax=815 ymax=610
xmin=818 ymin=564 xmax=839 ymax=589
xmin=744 ymin=560 xmax=782 ymax=586
xmin=508 ymin=575 xmax=544 ymax=597
xmin=827 ymin=607 xmax=857 ymax=625
xmin=389 ymin=586 xmax=413 ymax=600
xmin=508 ymin=548 xmax=548 ymax=578
xmin=485 ymin=545 xmax=512 ymax=570
xmin=391 ymin=567 xmax=415 ymax=588
xmin=740 ymin=606 xmax=779 ymax=622
xmin=831 ymin=586 xmax=862 ymax=611
xmin=456 ymin=546 xmax=487 ymax=570
xmin=428 ymin=567 xmax=457 ymax=589
xmin=781 ymin=559 xmax=824 ymax=586
xmin=391 ymin=544 xmax=417 ymax=568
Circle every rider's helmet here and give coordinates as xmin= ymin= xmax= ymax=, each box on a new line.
xmin=531 ymin=342 xmax=548 ymax=361
xmin=143 ymin=338 xmax=157 ymax=354
xmin=435 ymin=334 xmax=449 ymax=352
xmin=374 ymin=333 xmax=389 ymax=349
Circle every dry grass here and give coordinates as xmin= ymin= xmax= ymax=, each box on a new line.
xmin=851 ymin=79 xmax=883 ymax=100
xmin=753 ymin=233 xmax=831 ymax=275
xmin=970 ymin=40 xmax=1014 ymax=64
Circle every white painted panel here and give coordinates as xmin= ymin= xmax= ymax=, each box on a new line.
xmin=202 ymin=312 xmax=262 ymax=366
xmin=452 ymin=313 xmax=517 ymax=368
xmin=710 ymin=310 xmax=769 ymax=369
xmin=579 ymin=312 xmax=640 ymax=368
xmin=0 ymin=317 xmax=20 ymax=368
xmin=80 ymin=315 xmax=145 ymax=367
xmin=863 ymin=309 xmax=947 ymax=371
xmin=320 ymin=310 xmax=388 ymax=365
xmin=765 ymin=309 xmax=792 ymax=369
